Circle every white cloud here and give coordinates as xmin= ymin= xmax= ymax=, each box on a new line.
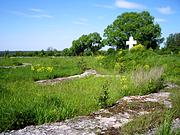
xmin=30 ymin=14 xmax=53 ymax=18
xmin=73 ymin=18 xmax=89 ymax=26
xmin=115 ymin=0 xmax=145 ymax=10
xmin=94 ymin=4 xmax=114 ymax=9
xmin=10 ymin=8 xmax=53 ymax=19
xmin=154 ymin=18 xmax=167 ymax=23
xmin=28 ymin=8 xmax=44 ymax=13
xmin=157 ymin=6 xmax=175 ymax=14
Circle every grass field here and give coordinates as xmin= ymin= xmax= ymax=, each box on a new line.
xmin=0 ymin=50 xmax=179 ymax=132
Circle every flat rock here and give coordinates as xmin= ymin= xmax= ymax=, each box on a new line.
xmin=1 ymin=91 xmax=173 ymax=135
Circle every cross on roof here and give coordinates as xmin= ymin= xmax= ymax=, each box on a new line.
xmin=126 ymin=36 xmax=137 ymax=50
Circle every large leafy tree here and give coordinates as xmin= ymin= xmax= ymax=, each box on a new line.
xmin=87 ymin=32 xmax=103 ymax=53
xmin=103 ymin=11 xmax=163 ymax=49
xmin=164 ymin=33 xmax=180 ymax=53
xmin=70 ymin=32 xmax=102 ymax=55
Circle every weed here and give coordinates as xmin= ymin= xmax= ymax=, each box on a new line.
xmin=131 ymin=67 xmax=164 ymax=87
xmin=120 ymin=111 xmax=166 ymax=134
xmin=98 ymin=81 xmax=110 ymax=108
xmin=77 ymin=58 xmax=88 ymax=71
xmin=170 ymin=88 xmax=180 ymax=118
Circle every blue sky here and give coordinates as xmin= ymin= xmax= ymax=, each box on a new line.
xmin=0 ymin=0 xmax=180 ymax=51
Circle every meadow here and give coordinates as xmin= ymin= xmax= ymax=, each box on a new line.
xmin=0 ymin=49 xmax=179 ymax=132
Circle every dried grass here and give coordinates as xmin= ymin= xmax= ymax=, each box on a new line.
xmin=132 ymin=67 xmax=164 ymax=86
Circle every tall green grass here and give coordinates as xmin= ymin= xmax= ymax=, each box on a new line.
xmin=0 ymin=51 xmax=179 ymax=132
xmin=0 ymin=68 xmax=165 ymax=132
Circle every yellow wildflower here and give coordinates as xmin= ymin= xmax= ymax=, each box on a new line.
xmin=46 ymin=67 xmax=53 ymax=72
xmin=144 ymin=64 xmax=150 ymax=70
xmin=31 ymin=66 xmax=35 ymax=71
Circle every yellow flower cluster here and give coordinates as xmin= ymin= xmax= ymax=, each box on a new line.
xmin=144 ymin=64 xmax=150 ymax=70
xmin=31 ymin=64 xmax=53 ymax=73
xmin=130 ymin=44 xmax=145 ymax=52
xmin=120 ymin=75 xmax=128 ymax=89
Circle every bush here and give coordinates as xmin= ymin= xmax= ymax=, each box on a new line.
xmin=130 ymin=44 xmax=145 ymax=52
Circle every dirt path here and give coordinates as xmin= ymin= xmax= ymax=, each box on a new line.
xmin=2 ymin=84 xmax=178 ymax=135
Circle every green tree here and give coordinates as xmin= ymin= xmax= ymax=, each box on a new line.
xmin=103 ymin=11 xmax=163 ymax=49
xmin=87 ymin=32 xmax=103 ymax=54
xmin=4 ymin=50 xmax=10 ymax=57
xmin=70 ymin=32 xmax=103 ymax=55
xmin=62 ymin=48 xmax=71 ymax=56
xmin=46 ymin=47 xmax=56 ymax=56
xmin=38 ymin=50 xmax=45 ymax=57
xmin=164 ymin=33 xmax=180 ymax=53
xmin=71 ymin=34 xmax=89 ymax=55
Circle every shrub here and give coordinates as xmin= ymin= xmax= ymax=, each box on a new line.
xmin=31 ymin=64 xmax=53 ymax=73
xmin=130 ymin=44 xmax=145 ymax=52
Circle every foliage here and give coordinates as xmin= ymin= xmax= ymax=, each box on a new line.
xmin=98 ymin=81 xmax=110 ymax=108
xmin=103 ymin=11 xmax=163 ymax=49
xmin=163 ymin=33 xmax=180 ymax=54
xmin=11 ymin=108 xmax=37 ymax=130
xmin=119 ymin=87 xmax=180 ymax=135
xmin=0 ymin=51 xmax=179 ymax=132
xmin=62 ymin=48 xmax=71 ymax=56
xmin=0 ymin=58 xmax=23 ymax=66
xmin=130 ymin=44 xmax=145 ymax=52
xmin=31 ymin=64 xmax=53 ymax=73
xmin=156 ymin=112 xmax=173 ymax=135
xmin=3 ymin=50 xmax=10 ymax=58
xmin=171 ymin=88 xmax=180 ymax=118
xmin=70 ymin=32 xmax=103 ymax=55
xmin=77 ymin=57 xmax=88 ymax=71
xmin=120 ymin=110 xmax=166 ymax=134
xmin=114 ymin=49 xmax=126 ymax=73
xmin=132 ymin=67 xmax=164 ymax=87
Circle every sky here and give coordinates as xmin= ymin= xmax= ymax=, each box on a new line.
xmin=0 ymin=0 xmax=180 ymax=51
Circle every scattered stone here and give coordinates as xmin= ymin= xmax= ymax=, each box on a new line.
xmin=172 ymin=118 xmax=180 ymax=130
xmin=36 ymin=70 xmax=121 ymax=85
xmin=165 ymin=82 xmax=179 ymax=89
xmin=36 ymin=69 xmax=98 ymax=84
